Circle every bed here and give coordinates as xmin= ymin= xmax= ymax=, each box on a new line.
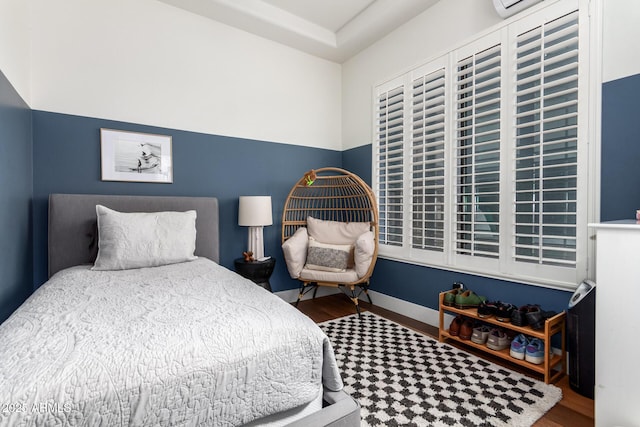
xmin=0 ymin=194 xmax=359 ymax=426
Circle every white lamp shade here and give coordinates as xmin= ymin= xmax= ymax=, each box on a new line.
xmin=238 ymin=196 xmax=273 ymax=226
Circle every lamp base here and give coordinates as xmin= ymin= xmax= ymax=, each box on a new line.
xmin=247 ymin=226 xmax=265 ymax=260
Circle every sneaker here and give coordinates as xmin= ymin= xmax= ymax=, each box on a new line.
xmin=495 ymin=302 xmax=517 ymax=322
xmin=486 ymin=328 xmax=510 ymax=351
xmin=471 ymin=325 xmax=491 ymax=344
xmin=510 ymin=334 xmax=529 ymax=360
xmin=477 ymin=301 xmax=498 ymax=318
xmin=525 ymin=338 xmax=545 ymax=364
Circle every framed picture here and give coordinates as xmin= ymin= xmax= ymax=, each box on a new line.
xmin=100 ymin=128 xmax=173 ymax=183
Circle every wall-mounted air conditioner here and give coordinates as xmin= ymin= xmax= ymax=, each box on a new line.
xmin=492 ymin=0 xmax=543 ymax=18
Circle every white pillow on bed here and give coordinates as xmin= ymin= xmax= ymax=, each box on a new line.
xmin=92 ymin=205 xmax=198 ymax=271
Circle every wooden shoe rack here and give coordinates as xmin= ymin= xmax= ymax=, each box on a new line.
xmin=438 ymin=292 xmax=566 ymax=384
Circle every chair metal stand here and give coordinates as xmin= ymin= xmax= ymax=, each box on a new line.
xmin=294 ymin=281 xmax=373 ymax=317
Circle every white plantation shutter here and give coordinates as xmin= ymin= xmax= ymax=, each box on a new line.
xmin=454 ymin=44 xmax=502 ymax=259
xmin=410 ymin=68 xmax=446 ymax=252
xmin=514 ymin=11 xmax=579 ymax=267
xmin=375 ymin=84 xmax=405 ymax=247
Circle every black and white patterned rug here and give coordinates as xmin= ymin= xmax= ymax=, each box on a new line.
xmin=319 ymin=312 xmax=562 ymax=427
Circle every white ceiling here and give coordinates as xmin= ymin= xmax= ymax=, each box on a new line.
xmin=263 ymin=0 xmax=377 ymax=33
xmin=157 ymin=0 xmax=441 ymax=63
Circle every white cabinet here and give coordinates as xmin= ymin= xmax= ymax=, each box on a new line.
xmin=590 ymin=221 xmax=640 ymax=427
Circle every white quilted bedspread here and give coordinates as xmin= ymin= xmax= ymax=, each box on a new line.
xmin=0 ymin=258 xmax=342 ymax=426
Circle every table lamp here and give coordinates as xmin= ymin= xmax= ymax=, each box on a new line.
xmin=238 ymin=196 xmax=272 ymax=260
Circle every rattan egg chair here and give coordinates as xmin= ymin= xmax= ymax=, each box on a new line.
xmin=281 ymin=167 xmax=379 ymax=315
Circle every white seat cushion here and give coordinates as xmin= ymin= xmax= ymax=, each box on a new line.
xmin=299 ymin=268 xmax=359 ymax=284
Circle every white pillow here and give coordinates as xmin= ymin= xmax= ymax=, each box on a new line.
xmin=92 ymin=205 xmax=198 ymax=271
xmin=305 ymin=237 xmax=352 ymax=272
xmin=281 ymin=227 xmax=309 ymax=278
xmin=306 ymin=216 xmax=370 ymax=245
xmin=354 ymin=231 xmax=375 ymax=278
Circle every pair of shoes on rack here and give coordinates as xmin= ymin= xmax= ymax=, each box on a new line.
xmin=456 ymin=320 xmax=514 ymax=349
xmin=511 ymin=305 xmax=557 ymax=329
xmin=510 ymin=334 xmax=545 ymax=364
xmin=454 ymin=290 xmax=486 ymax=309
xmin=449 ymin=315 xmax=473 ymax=340
xmin=485 ymin=328 xmax=511 ymax=350
xmin=477 ymin=301 xmax=498 ymax=318
xmin=469 ymin=324 xmax=513 ymax=350
xmin=511 ymin=304 xmax=540 ymax=326
xmin=443 ymin=288 xmax=486 ymax=309
xmin=478 ymin=301 xmax=517 ymax=322
xmin=495 ymin=303 xmax=517 ymax=322
xmin=442 ymin=282 xmax=466 ymax=306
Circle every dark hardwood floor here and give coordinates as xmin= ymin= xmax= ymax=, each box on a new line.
xmin=296 ymin=293 xmax=594 ymax=427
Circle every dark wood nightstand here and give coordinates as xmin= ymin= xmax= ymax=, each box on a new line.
xmin=233 ymin=257 xmax=276 ymax=292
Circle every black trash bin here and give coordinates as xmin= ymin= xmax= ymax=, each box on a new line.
xmin=567 ymin=280 xmax=596 ymax=399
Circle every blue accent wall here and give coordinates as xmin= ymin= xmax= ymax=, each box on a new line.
xmin=601 ymin=73 xmax=640 ymax=221
xmin=342 ymin=143 xmax=572 ymax=314
xmin=341 ymin=144 xmax=371 ymax=184
xmin=31 ymin=111 xmax=342 ymax=290
xmin=372 ymin=259 xmax=570 ymax=313
xmin=0 ymin=70 xmax=33 ymax=323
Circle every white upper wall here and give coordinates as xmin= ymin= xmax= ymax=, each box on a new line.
xmin=0 ymin=0 xmax=31 ymax=104
xmin=602 ymin=0 xmax=640 ymax=83
xmin=341 ymin=0 xmax=502 ymax=150
xmin=28 ymin=0 xmax=342 ymax=150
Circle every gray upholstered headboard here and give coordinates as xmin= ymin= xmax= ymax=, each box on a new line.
xmin=48 ymin=194 xmax=219 ymax=278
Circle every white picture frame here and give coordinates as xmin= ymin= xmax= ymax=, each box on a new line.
xmin=100 ymin=128 xmax=173 ymax=183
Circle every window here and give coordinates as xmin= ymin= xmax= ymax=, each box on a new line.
xmin=373 ymin=1 xmax=590 ymax=289
xmin=513 ymin=11 xmax=580 ymax=268
xmin=454 ymin=43 xmax=503 ymax=260
xmin=376 ymin=85 xmax=405 ymax=247
xmin=411 ymin=67 xmax=446 ymax=253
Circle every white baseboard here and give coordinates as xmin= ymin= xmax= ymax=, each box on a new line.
xmin=367 ymin=290 xmax=448 ymax=329
xmin=275 ymin=287 xmax=446 ymax=329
